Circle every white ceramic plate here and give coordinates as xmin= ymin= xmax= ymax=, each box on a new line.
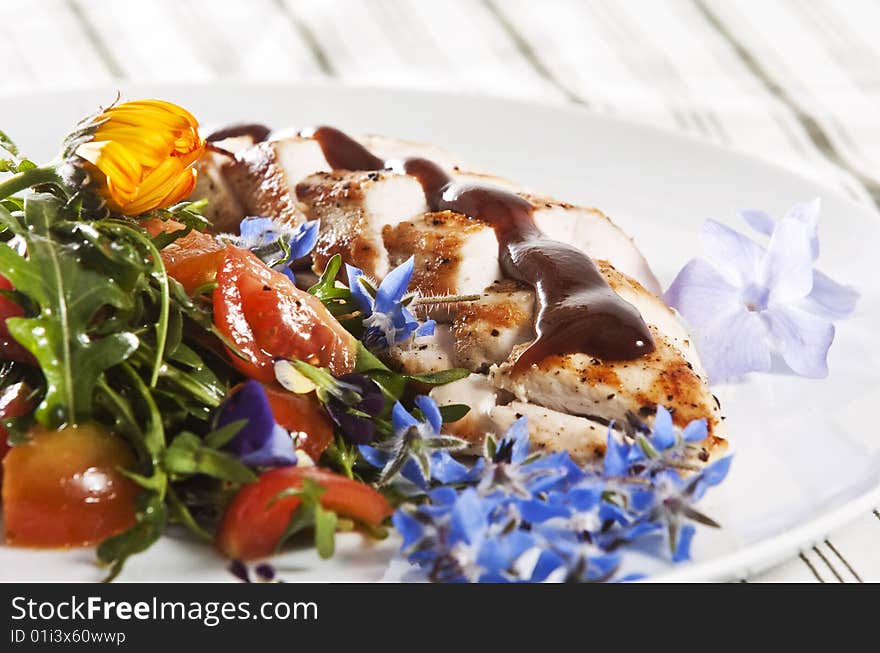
xmin=0 ymin=83 xmax=877 ymax=582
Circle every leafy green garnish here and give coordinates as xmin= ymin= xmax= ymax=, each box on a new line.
xmin=0 ymin=195 xmax=139 ymax=426
xmin=0 ymin=130 xmax=37 ymax=174
xmin=408 ymin=368 xmax=470 ymax=386
xmin=352 ymin=341 xmax=469 ymax=402
xmin=438 ymin=403 xmax=470 ymax=423
xmin=163 ymin=432 xmax=256 ymax=484
xmin=271 ymin=479 xmax=339 ymax=559
xmin=97 ymin=495 xmax=168 ymax=583
xmin=308 ymin=253 xmax=361 ymax=317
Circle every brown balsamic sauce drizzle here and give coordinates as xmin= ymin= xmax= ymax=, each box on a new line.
xmin=206 ymin=123 xmax=272 ymax=144
xmin=306 ymin=126 xmax=655 ymax=369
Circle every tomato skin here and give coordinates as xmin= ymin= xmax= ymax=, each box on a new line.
xmin=142 ymin=218 xmax=225 ymax=294
xmin=0 ymin=382 xmax=33 ymax=483
xmin=213 ymin=246 xmax=356 ymax=382
xmin=261 ymin=384 xmax=334 ymax=461
xmin=146 ymin=220 xmax=356 ymax=383
xmin=0 ymin=275 xmax=35 ymax=364
xmin=2 ymin=423 xmax=140 ymax=548
xmin=213 ymin=248 xmax=277 ymax=382
xmin=216 ymin=466 xmax=392 ymax=560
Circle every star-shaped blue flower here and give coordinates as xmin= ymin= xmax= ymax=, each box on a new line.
xmin=346 ymin=257 xmax=435 ymax=348
xmin=238 ymin=216 xmax=319 ymax=282
xmin=359 ymin=395 xmax=467 ymax=488
xmin=477 ymin=417 xmax=576 ymax=498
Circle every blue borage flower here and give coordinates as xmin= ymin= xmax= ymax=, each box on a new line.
xmin=346 ymin=257 xmax=435 ymax=348
xmin=237 ymin=216 xmax=319 ymax=282
xmin=391 ymin=407 xmax=732 ymax=583
xmin=360 ymin=396 xmax=468 ymax=487
xmin=665 ymin=199 xmax=858 ymax=381
xmin=215 ymin=380 xmax=297 ymax=467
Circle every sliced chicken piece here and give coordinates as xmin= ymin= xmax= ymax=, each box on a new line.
xmin=384 ymin=325 xmax=457 ymax=375
xmin=223 ymin=136 xmax=330 ymax=225
xmin=383 ymin=211 xmax=501 ymax=300
xmin=430 ymin=378 xmax=644 ymax=466
xmin=381 ymin=208 xmax=697 ymax=371
xmin=296 ymin=170 xmax=428 ymax=281
xmin=490 ymin=402 xmax=609 ymax=465
xmin=381 ymin=205 xmax=659 ymax=309
xmin=453 ymin=171 xmax=661 ymax=294
xmin=532 ymin=203 xmax=660 ymax=296
xmin=215 ymin=133 xmax=456 ymax=233
xmin=359 ymin=134 xmax=463 ymax=170
xmin=491 ymin=401 xmax=725 ymax=465
xmin=601 ymin=260 xmax=702 ymax=374
xmin=450 ymin=280 xmax=534 ymax=373
xmin=190 ymin=133 xmax=259 ymax=233
xmin=490 ymin=324 xmax=725 ymax=443
xmin=429 ymin=374 xmax=503 ymax=451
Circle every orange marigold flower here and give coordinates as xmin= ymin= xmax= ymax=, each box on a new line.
xmin=75 ymin=99 xmax=206 ymax=215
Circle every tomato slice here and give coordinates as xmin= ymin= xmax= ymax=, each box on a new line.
xmin=2 ymin=423 xmax=140 ymax=548
xmin=216 ymin=466 xmax=392 ymax=560
xmin=0 ymin=275 xmax=34 ymax=364
xmin=261 ymin=384 xmax=334 ymax=461
xmin=0 ymin=382 xmax=33 ymax=483
xmin=213 ymin=248 xmax=277 ymax=382
xmin=213 ymin=246 xmax=355 ymax=382
xmin=144 ymin=220 xmax=356 ymax=383
xmin=142 ymin=218 xmax=225 ymax=294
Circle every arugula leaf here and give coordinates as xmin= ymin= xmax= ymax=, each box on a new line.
xmin=308 ymin=253 xmax=360 ymax=317
xmin=163 ymin=431 xmax=256 ymax=484
xmin=353 ymin=342 xmax=407 ymax=400
xmin=0 ymin=130 xmax=37 ymax=174
xmin=438 ymin=403 xmax=471 ymax=423
xmin=0 ymin=195 xmax=140 ymax=426
xmin=272 ymin=479 xmax=339 ymax=559
xmin=407 ymin=368 xmax=470 ymax=386
xmin=97 ymin=495 xmax=168 ymax=583
xmin=353 ymin=341 xmax=469 ymax=403
xmin=143 ymin=199 xmax=210 ymax=232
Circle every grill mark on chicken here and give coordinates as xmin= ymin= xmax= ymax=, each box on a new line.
xmin=297 ymin=170 xmax=428 ymax=281
xmin=384 ymin=211 xmax=492 ymax=297
xmin=225 ymin=141 xmax=308 ymax=226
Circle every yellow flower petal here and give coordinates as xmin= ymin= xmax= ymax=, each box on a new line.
xmin=74 ymin=99 xmax=206 ymax=215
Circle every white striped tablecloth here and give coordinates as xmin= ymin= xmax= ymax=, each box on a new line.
xmin=1 ymin=0 xmax=878 ymax=583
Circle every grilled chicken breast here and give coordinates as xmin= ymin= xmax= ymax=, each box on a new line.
xmin=188 ymin=130 xmax=727 ymax=464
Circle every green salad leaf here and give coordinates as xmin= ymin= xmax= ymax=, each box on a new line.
xmin=0 ymin=195 xmax=139 ymax=426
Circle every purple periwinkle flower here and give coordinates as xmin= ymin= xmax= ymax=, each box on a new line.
xmin=665 ymin=199 xmax=858 ymax=381
xmin=346 ymin=257 xmax=435 ymax=348
xmin=216 ymin=380 xmax=297 ymax=467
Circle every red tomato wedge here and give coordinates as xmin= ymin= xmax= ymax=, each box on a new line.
xmin=261 ymin=384 xmax=334 ymax=461
xmin=0 ymin=275 xmax=34 ymax=364
xmin=213 ymin=246 xmax=355 ymax=382
xmin=217 ymin=466 xmax=392 ymax=560
xmin=144 ymin=219 xmax=356 ymax=383
xmin=0 ymin=382 xmax=33 ymax=483
xmin=2 ymin=423 xmax=140 ymax=548
xmin=141 ymin=218 xmax=225 ymax=294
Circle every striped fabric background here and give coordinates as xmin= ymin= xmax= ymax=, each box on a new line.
xmin=1 ymin=0 xmax=878 ymax=582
